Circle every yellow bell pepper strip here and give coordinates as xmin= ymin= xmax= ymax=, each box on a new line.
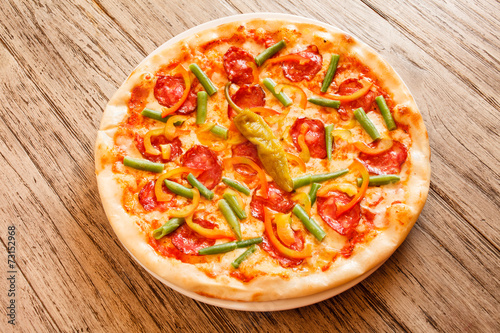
xmin=275 ymin=84 xmax=307 ymax=109
xmin=297 ymin=124 xmax=310 ymax=163
xmin=264 ymin=207 xmax=312 ymax=259
xmin=320 ymin=78 xmax=373 ymax=103
xmin=169 ymin=188 xmax=200 ymax=218
xmin=154 ymin=167 xmax=202 ymax=201
xmin=335 ymin=159 xmax=369 ymax=217
xmin=285 ymin=152 xmax=306 ymax=172
xmin=160 ymin=144 xmax=171 ymax=160
xmin=164 ymin=115 xmax=187 ymax=141
xmin=353 ymin=138 xmax=393 ymax=155
xmin=317 ymin=183 xmax=358 ymax=197
xmin=292 ymin=192 xmax=311 ymax=215
xmin=232 ymin=110 xmax=294 ymax=192
xmin=143 ymin=128 xmax=164 ymax=155
xmin=161 ymin=64 xmax=191 ymax=117
xmin=224 ymin=157 xmax=268 ymax=198
xmin=195 ymin=122 xmax=227 ymax=152
xmin=185 ymin=214 xmax=235 ymax=240
xmin=227 ymin=129 xmax=248 ymax=145
xmin=332 ymin=129 xmax=352 ymax=142
xmin=274 ymin=213 xmax=295 ymax=247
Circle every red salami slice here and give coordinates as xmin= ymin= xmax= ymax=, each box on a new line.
xmin=138 ymin=180 xmax=169 ymax=212
xmin=359 ymin=141 xmax=408 ymax=175
xmin=171 ymin=224 xmax=216 ymax=255
xmin=261 ymin=228 xmax=304 ymax=268
xmin=250 ymin=182 xmax=295 ymax=221
xmin=231 ymin=141 xmax=262 ymax=177
xmin=337 ymin=78 xmax=378 ymax=120
xmin=317 ymin=191 xmax=361 ymax=236
xmin=135 ymin=134 xmax=182 ymax=163
xmin=227 ymin=84 xmax=265 ymax=119
xmin=154 ymin=76 xmax=197 ymax=114
xmin=290 ymin=118 xmax=329 ymax=159
xmin=181 ymin=145 xmax=222 ymax=190
xmin=282 ymin=45 xmax=322 ymax=82
xmin=223 ymin=46 xmax=255 ymax=85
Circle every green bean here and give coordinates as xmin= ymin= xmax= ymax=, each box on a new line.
xmin=198 ymin=241 xmax=237 ymax=255
xmin=210 ymin=125 xmax=228 ymax=139
xmin=292 ymin=205 xmax=326 ymax=241
xmin=236 ymin=237 xmax=263 ymax=248
xmin=307 ymin=97 xmax=341 ymax=109
xmin=196 ymin=91 xmax=208 ymax=125
xmin=325 ymin=124 xmax=334 ymax=161
xmin=263 ymin=78 xmax=292 ymax=107
xmin=308 ymin=183 xmax=321 ymax=206
xmin=164 ymin=180 xmax=194 ymax=199
xmin=354 ymin=107 xmax=381 ymax=141
xmin=320 ymin=54 xmax=340 ymax=92
xmin=218 ymin=199 xmax=242 ymax=241
xmin=152 ymin=218 xmax=184 ymax=239
xmin=123 ymin=156 xmax=164 ymax=173
xmin=231 ymin=245 xmax=257 ymax=269
xmin=311 ymin=169 xmax=349 ymax=183
xmin=223 ymin=193 xmax=247 ymax=220
xmin=356 ymin=175 xmax=400 ymax=187
xmin=375 ymin=96 xmax=397 ymax=131
xmin=292 ymin=174 xmax=312 ymax=190
xmin=255 ymin=40 xmax=286 ymax=66
xmin=187 ymin=173 xmax=214 ymax=200
xmin=141 ymin=108 xmax=168 ymax=122
xmin=189 ymin=63 xmax=217 ymax=96
xmin=221 ymin=177 xmax=251 ymax=196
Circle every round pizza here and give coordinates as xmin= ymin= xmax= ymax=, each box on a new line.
xmin=95 ymin=16 xmax=430 ymax=302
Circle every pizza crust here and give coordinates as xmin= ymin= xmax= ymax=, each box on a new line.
xmin=95 ymin=16 xmax=430 ymax=302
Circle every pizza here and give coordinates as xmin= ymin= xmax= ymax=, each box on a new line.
xmin=95 ymin=16 xmax=430 ymax=302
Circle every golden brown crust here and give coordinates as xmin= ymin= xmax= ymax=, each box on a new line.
xmin=95 ymin=16 xmax=430 ymax=302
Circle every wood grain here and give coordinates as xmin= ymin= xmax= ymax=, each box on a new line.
xmin=0 ymin=0 xmax=498 ymax=332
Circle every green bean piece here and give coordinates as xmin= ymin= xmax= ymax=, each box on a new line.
xmin=219 ymin=199 xmax=242 ymax=240
xmin=198 ymin=241 xmax=237 ymax=255
xmin=292 ymin=174 xmax=312 ymax=190
xmin=196 ymin=91 xmax=208 ymax=125
xmin=189 ymin=63 xmax=217 ymax=96
xmin=236 ymin=237 xmax=263 ymax=248
xmin=231 ymin=244 xmax=257 ymax=269
xmin=141 ymin=108 xmax=168 ymax=122
xmin=187 ymin=173 xmax=214 ymax=200
xmin=375 ymin=96 xmax=397 ymax=131
xmin=152 ymin=218 xmax=184 ymax=239
xmin=221 ymin=177 xmax=251 ymax=196
xmin=164 ymin=180 xmax=194 ymax=199
xmin=123 ymin=156 xmax=164 ymax=173
xmin=210 ymin=125 xmax=228 ymax=139
xmin=311 ymin=169 xmax=349 ymax=183
xmin=325 ymin=124 xmax=334 ymax=161
xmin=255 ymin=40 xmax=286 ymax=66
xmin=308 ymin=183 xmax=322 ymax=206
xmin=354 ymin=107 xmax=381 ymax=141
xmin=292 ymin=205 xmax=326 ymax=241
xmin=223 ymin=193 xmax=247 ymax=220
xmin=263 ymin=78 xmax=292 ymax=107
xmin=307 ymin=97 xmax=341 ymax=109
xmin=356 ymin=174 xmax=401 ymax=187
xmin=320 ymin=54 xmax=340 ymax=93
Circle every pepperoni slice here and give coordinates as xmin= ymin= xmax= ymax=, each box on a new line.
xmin=336 ymin=78 xmax=378 ymax=120
xmin=317 ymin=191 xmax=361 ymax=236
xmin=282 ymin=45 xmax=322 ymax=82
xmin=290 ymin=118 xmax=329 ymax=159
xmin=261 ymin=228 xmax=304 ymax=268
xmin=231 ymin=141 xmax=262 ymax=177
xmin=223 ymin=46 xmax=255 ymax=85
xmin=154 ymin=76 xmax=197 ymax=114
xmin=135 ymin=134 xmax=182 ymax=163
xmin=359 ymin=141 xmax=408 ymax=175
xmin=250 ymin=182 xmax=295 ymax=221
xmin=181 ymin=145 xmax=222 ymax=190
xmin=171 ymin=224 xmax=216 ymax=255
xmin=227 ymin=84 xmax=265 ymax=119
xmin=138 ymin=180 xmax=169 ymax=212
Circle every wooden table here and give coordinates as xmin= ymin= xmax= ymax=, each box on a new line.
xmin=1 ymin=0 xmax=498 ymax=331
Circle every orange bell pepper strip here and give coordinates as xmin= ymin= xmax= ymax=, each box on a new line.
xmin=335 ymin=159 xmax=369 ymax=217
xmin=285 ymin=152 xmax=306 ymax=172
xmin=275 ymin=212 xmax=295 ymax=247
xmin=161 ymin=64 xmax=191 ymax=117
xmin=185 ymin=214 xmax=235 ymax=240
xmin=353 ymin=138 xmax=393 ymax=155
xmin=224 ymin=157 xmax=268 ymax=199
xmin=169 ymin=188 xmax=200 ymax=218
xmin=275 ymin=84 xmax=307 ymax=109
xmin=265 ymin=54 xmax=311 ymax=65
xmin=143 ymin=128 xmax=164 ymax=155
xmin=155 ymin=167 xmax=203 ymax=201
xmin=297 ymin=124 xmax=310 ymax=163
xmin=264 ymin=207 xmax=312 ymax=259
xmin=320 ymin=79 xmax=373 ymax=102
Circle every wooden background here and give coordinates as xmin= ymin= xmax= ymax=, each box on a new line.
xmin=1 ymin=0 xmax=498 ymax=331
